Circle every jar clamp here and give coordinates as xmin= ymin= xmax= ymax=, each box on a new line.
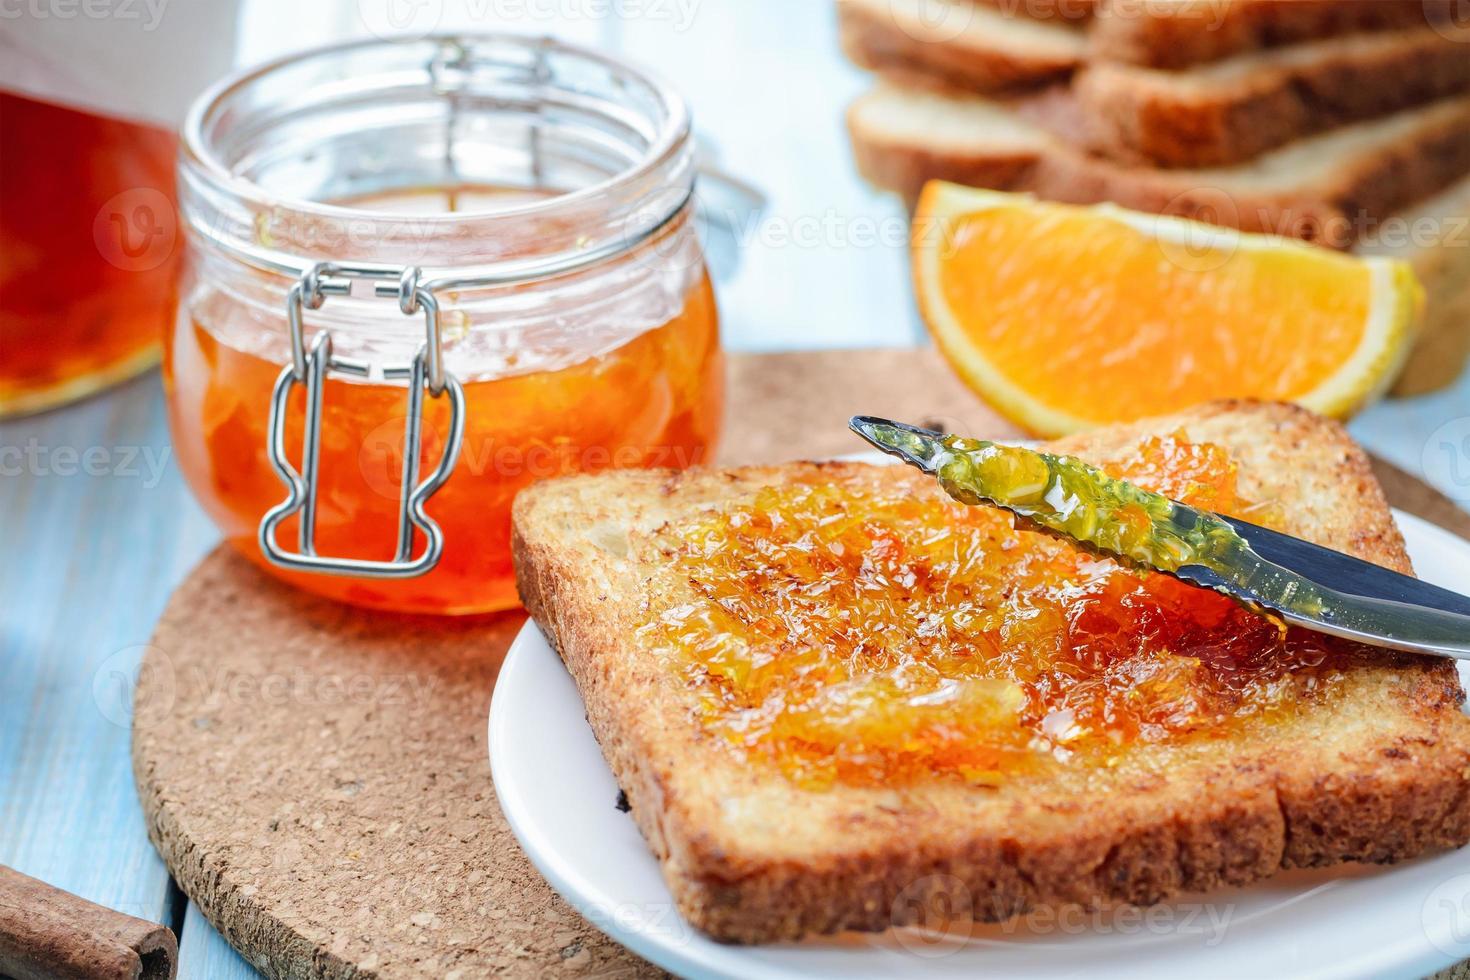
xmin=258 ymin=262 xmax=466 ymax=578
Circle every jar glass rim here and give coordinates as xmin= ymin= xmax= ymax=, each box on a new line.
xmin=178 ymin=33 xmax=695 ymax=284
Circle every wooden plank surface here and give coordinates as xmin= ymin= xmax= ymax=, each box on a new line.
xmin=0 ymin=375 xmax=215 ymax=930
xmin=177 ymin=902 xmax=263 ymax=980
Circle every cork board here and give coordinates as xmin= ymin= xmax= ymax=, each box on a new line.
xmin=132 ymin=348 xmax=1470 ymax=979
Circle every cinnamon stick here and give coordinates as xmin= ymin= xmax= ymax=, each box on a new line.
xmin=0 ymin=866 xmax=176 ymax=980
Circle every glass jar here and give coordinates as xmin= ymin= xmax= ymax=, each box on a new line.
xmin=166 ymin=36 xmax=723 ymax=615
xmin=0 ymin=92 xmax=178 ymax=416
xmin=1 ymin=5 xmax=237 ymax=417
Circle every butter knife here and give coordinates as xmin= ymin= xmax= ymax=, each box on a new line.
xmin=851 ymin=416 xmax=1470 ymax=661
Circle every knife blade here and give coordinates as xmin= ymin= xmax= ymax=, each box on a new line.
xmin=850 ymin=415 xmax=1470 ymax=661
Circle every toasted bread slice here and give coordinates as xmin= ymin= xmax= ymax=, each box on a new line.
xmin=975 ymin=0 xmax=1097 ymax=22
xmin=1364 ymin=175 xmax=1470 ymax=395
xmin=842 ymin=5 xmax=1470 ymax=169
xmin=848 ymin=82 xmax=1470 ymax=247
xmin=513 ymin=401 xmax=1470 ymax=943
xmin=838 ymin=0 xmax=1087 ymax=92
xmin=1089 ymin=0 xmax=1462 ymax=69
xmin=1077 ymin=25 xmax=1470 ymax=167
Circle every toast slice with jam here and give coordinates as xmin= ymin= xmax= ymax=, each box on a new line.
xmin=511 ymin=400 xmax=1470 ymax=943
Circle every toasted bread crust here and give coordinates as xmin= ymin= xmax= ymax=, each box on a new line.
xmin=513 ymin=402 xmax=1470 ymax=943
xmin=843 ymin=1 xmax=1470 ymax=170
xmin=976 ymin=0 xmax=1097 ymax=23
xmin=848 ymin=84 xmax=1470 ymax=247
xmin=1077 ymin=29 xmax=1470 ymax=168
xmin=838 ymin=0 xmax=1084 ymax=92
xmin=1090 ymin=0 xmax=1461 ymax=70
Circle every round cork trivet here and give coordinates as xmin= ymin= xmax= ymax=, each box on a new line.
xmin=132 ymin=349 xmax=1470 ymax=979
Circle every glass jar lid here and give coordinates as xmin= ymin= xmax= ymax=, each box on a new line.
xmin=179 ymin=33 xmax=696 ymax=286
xmin=175 ymin=34 xmax=704 ymax=582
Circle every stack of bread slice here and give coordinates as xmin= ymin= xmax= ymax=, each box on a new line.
xmin=841 ymin=0 xmax=1470 ymax=394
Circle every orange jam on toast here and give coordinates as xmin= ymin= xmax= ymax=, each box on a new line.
xmin=643 ymin=435 xmax=1356 ymax=788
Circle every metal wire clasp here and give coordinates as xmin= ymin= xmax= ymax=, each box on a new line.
xmin=258 ymin=262 xmax=466 ymax=579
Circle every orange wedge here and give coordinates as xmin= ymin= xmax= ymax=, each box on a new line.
xmin=913 ymin=182 xmax=1424 ymax=437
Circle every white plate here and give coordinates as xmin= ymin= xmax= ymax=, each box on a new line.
xmin=490 ymin=505 xmax=1470 ymax=980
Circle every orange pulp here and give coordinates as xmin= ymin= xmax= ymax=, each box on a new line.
xmin=924 ymin=199 xmax=1378 ymax=425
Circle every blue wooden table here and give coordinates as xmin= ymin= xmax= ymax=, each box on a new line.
xmin=3 ymin=3 xmax=1468 ymax=976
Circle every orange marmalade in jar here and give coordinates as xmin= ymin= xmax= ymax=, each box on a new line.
xmin=1 ymin=92 xmax=179 ymax=417
xmin=166 ymin=37 xmax=722 ymax=614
